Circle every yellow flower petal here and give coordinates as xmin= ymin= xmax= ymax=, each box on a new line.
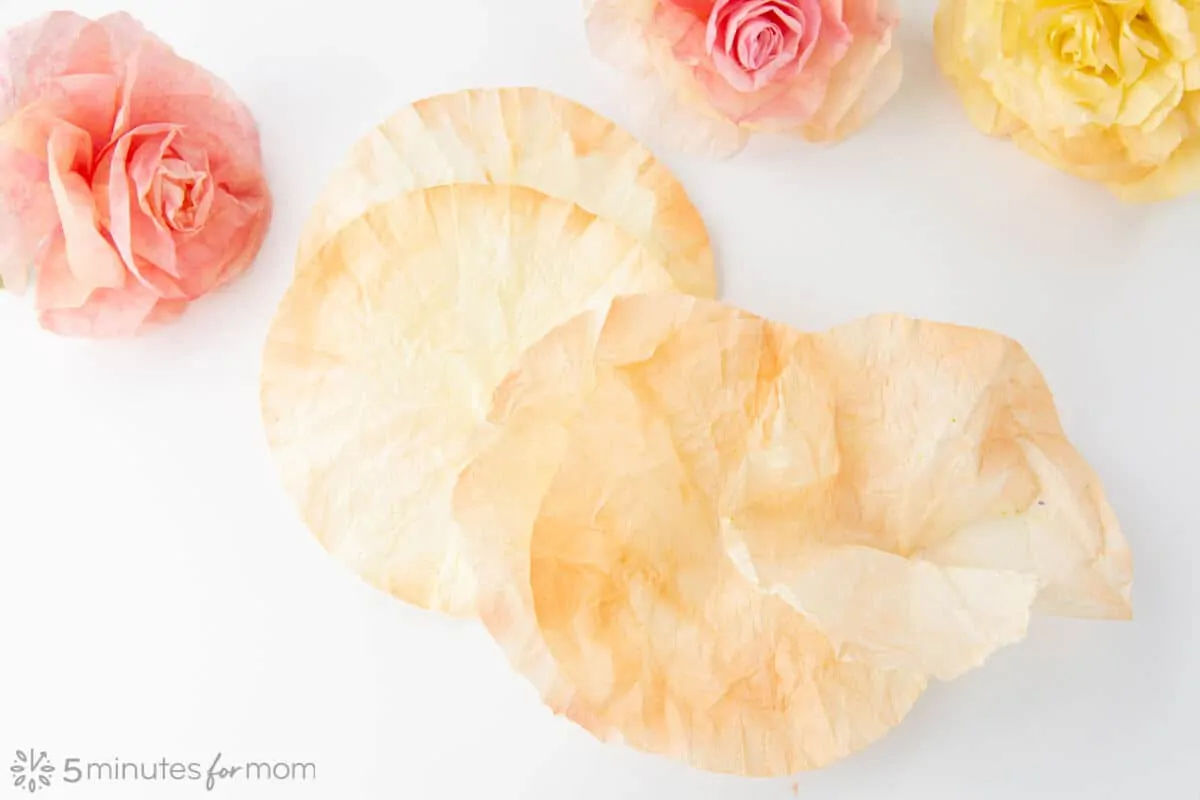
xmin=1118 ymin=107 xmax=1189 ymax=164
xmin=1116 ymin=62 xmax=1185 ymax=127
xmin=1184 ymin=57 xmax=1200 ymax=89
xmin=1110 ymin=135 xmax=1200 ymax=199
xmin=934 ymin=1 xmax=1025 ymax=135
xmin=1013 ymin=125 xmax=1154 ymax=181
xmin=1145 ymin=0 xmax=1197 ymax=60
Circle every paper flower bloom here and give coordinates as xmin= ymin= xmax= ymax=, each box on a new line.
xmin=585 ymin=0 xmax=903 ymax=156
xmin=935 ymin=0 xmax=1200 ymax=201
xmin=452 ymin=294 xmax=1132 ymax=775
xmin=0 ymin=12 xmax=271 ymax=336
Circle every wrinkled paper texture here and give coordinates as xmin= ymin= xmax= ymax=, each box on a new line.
xmin=295 ymin=87 xmax=715 ymax=296
xmin=454 ymin=294 xmax=1132 ymax=774
xmin=262 ymin=185 xmax=678 ymax=615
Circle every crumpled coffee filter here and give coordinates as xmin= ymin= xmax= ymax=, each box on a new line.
xmin=295 ymin=87 xmax=716 ymax=297
xmin=452 ymin=293 xmax=1132 ymax=774
xmin=261 ymin=185 xmax=678 ymax=615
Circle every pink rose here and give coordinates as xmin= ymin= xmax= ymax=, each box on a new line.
xmin=0 ymin=12 xmax=271 ymax=337
xmin=705 ymin=0 xmax=830 ymax=93
xmin=586 ymin=0 xmax=902 ymax=156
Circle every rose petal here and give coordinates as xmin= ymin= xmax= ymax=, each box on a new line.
xmin=778 ymin=0 xmax=825 ymax=75
xmin=21 ymin=73 xmax=121 ymax=149
xmin=97 ymin=13 xmax=264 ymax=195
xmin=633 ymin=54 xmax=752 ymax=155
xmin=1 ymin=12 xmax=110 ymax=120
xmin=709 ymin=45 xmax=761 ymax=91
xmin=800 ymin=21 xmax=900 ymax=140
xmin=171 ymin=185 xmax=268 ymax=298
xmin=0 ymin=132 xmax=58 ymax=292
xmin=933 ymin=0 xmax=1024 ymax=136
xmin=34 ymin=227 xmax=171 ymax=338
xmin=706 ymin=0 xmax=812 ymax=91
xmin=38 ymin=280 xmax=161 ymax=337
xmin=93 ymin=123 xmax=179 ymax=281
xmin=45 ymin=121 xmax=126 ymax=292
xmin=663 ymin=0 xmax=719 ymax=17
xmin=1110 ymin=136 xmax=1200 ymax=201
xmin=142 ymin=297 xmax=189 ymax=327
xmin=715 ymin=0 xmax=790 ymax=55
xmin=1013 ymin=126 xmax=1155 ymax=183
xmin=33 ymin=230 xmax=94 ymax=310
xmin=695 ymin=61 xmax=800 ymax=120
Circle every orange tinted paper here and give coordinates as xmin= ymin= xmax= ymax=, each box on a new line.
xmin=454 ymin=294 xmax=1132 ymax=774
xmin=295 ymin=87 xmax=716 ymax=297
xmin=261 ymin=186 xmax=677 ymax=615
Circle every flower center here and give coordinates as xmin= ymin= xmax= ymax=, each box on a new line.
xmin=704 ymin=0 xmax=826 ymax=92
xmin=151 ymin=154 xmax=213 ymax=233
xmin=1037 ymin=0 xmax=1171 ymax=86
xmin=1043 ymin=6 xmax=1117 ymax=78
xmin=737 ymin=18 xmax=787 ymax=70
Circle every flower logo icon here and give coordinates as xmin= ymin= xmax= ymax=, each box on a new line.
xmin=10 ymin=750 xmax=54 ymax=794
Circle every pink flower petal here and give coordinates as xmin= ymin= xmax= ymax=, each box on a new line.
xmin=45 ymin=122 xmax=126 ymax=292
xmin=809 ymin=41 xmax=902 ymax=141
xmin=709 ymin=46 xmax=759 ymax=91
xmin=709 ymin=0 xmax=781 ymax=55
xmin=98 ymin=14 xmax=265 ymax=197
xmin=736 ymin=19 xmax=783 ymax=70
xmin=0 ymin=10 xmax=273 ymax=336
xmin=141 ymin=297 xmax=189 ymax=327
xmin=701 ymin=0 xmax=832 ymax=94
xmin=38 ymin=279 xmax=161 ymax=337
xmin=93 ymin=123 xmax=178 ymax=280
xmin=784 ymin=0 xmax=825 ymax=72
xmin=840 ymin=0 xmax=883 ymax=32
xmin=798 ymin=9 xmax=896 ymax=139
xmin=695 ymin=61 xmax=798 ymax=120
xmin=664 ymin=0 xmax=719 ymax=16
xmin=0 ymin=134 xmax=57 ymax=292
xmin=172 ymin=186 xmax=269 ymax=299
xmin=2 ymin=12 xmax=105 ymax=119
xmin=33 ymin=230 xmax=95 ymax=310
xmin=23 ymin=73 xmax=121 ymax=149
xmin=655 ymin=2 xmax=711 ymax=65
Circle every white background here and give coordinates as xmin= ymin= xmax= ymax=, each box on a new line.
xmin=0 ymin=0 xmax=1196 ymax=798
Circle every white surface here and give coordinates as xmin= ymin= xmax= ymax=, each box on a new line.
xmin=0 ymin=0 xmax=1195 ymax=798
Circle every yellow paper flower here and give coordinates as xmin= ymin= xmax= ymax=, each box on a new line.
xmin=935 ymin=0 xmax=1200 ymax=201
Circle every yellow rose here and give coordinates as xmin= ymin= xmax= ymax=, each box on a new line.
xmin=935 ymin=0 xmax=1200 ymax=201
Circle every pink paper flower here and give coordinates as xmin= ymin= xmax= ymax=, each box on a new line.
xmin=586 ymin=0 xmax=903 ymax=156
xmin=0 ymin=12 xmax=271 ymax=337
